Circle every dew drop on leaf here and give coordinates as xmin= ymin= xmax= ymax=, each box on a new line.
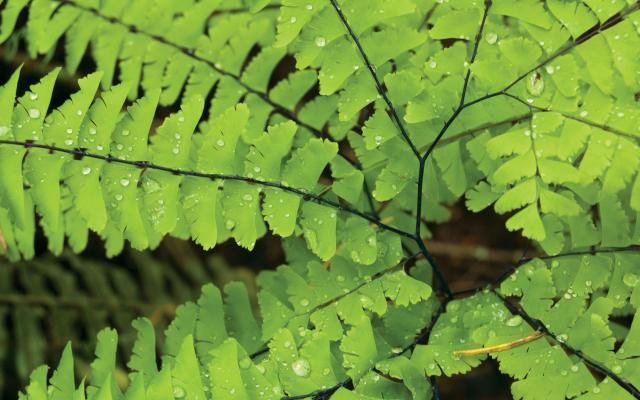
xmin=526 ymin=72 xmax=544 ymax=96
xmin=173 ymin=386 xmax=185 ymax=398
xmin=292 ymin=358 xmax=310 ymax=377
xmin=623 ymin=273 xmax=639 ymax=287
xmin=505 ymin=316 xmax=523 ymax=327
xmin=485 ymin=32 xmax=498 ymax=44
xmin=81 ymin=166 xmax=91 ymax=175
xmin=315 ymin=37 xmax=326 ymax=47
xmin=239 ymin=358 xmax=252 ymax=369
xmin=28 ymin=108 xmax=40 ymax=119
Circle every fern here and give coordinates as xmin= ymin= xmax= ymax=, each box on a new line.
xmin=18 ymin=238 xmax=434 ymax=399
xmin=0 ymin=248 xmax=223 ymax=396
xmin=0 ymin=0 xmax=640 ymax=398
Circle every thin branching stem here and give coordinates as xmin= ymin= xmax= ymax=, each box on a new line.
xmin=327 ymin=0 xmax=421 ymax=160
xmin=463 ymin=2 xmax=640 ymax=111
xmin=420 ymin=0 xmax=492 ymax=165
xmin=0 ymin=139 xmax=414 ymax=240
xmin=492 ymin=289 xmax=640 ymax=399
xmin=502 ymin=92 xmax=639 ymax=140
xmin=326 ymin=0 xmax=452 ymax=298
xmin=451 ymin=245 xmax=640 ymax=298
xmin=57 ymin=1 xmax=319 ymax=138
xmin=55 ymin=0 xmax=384 ymax=215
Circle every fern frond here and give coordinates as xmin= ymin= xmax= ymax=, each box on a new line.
xmin=0 ymin=249 xmax=220 ymax=395
xmin=17 ymin=242 xmax=434 ymax=399
xmin=416 ymin=250 xmax=640 ymax=399
xmin=0 ymin=67 xmax=411 ymax=259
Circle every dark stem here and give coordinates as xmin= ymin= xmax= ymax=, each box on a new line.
xmin=502 ymin=92 xmax=639 ymax=140
xmin=452 ymin=245 xmax=640 ymax=298
xmin=492 ymin=289 xmax=640 ymax=399
xmin=328 ymin=0 xmax=421 ymax=159
xmin=56 ymin=0 xmax=383 ymax=213
xmin=0 ymin=139 xmax=414 ymax=240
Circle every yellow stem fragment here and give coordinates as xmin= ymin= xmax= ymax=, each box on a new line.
xmin=453 ymin=331 xmax=545 ymax=357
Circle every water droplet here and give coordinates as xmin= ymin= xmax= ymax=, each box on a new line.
xmin=115 ymin=194 xmax=123 ymax=201
xmin=623 ymin=273 xmax=639 ymax=287
xmin=613 ymin=365 xmax=622 ymax=373
xmin=506 ymin=316 xmax=523 ymax=327
xmin=29 ymin=92 xmax=38 ymax=100
xmin=96 ymin=145 xmax=104 ymax=151
xmin=306 ymin=4 xmax=313 ymax=10
xmin=120 ymin=178 xmax=130 ymax=187
xmin=76 ymin=110 xmax=83 ymax=116
xmin=485 ymin=32 xmax=498 ymax=44
xmin=545 ymin=65 xmax=555 ymax=74
xmin=28 ymin=108 xmax=41 ymax=119
xmin=292 ymin=358 xmax=310 ymax=377
xmin=526 ymin=72 xmax=544 ymax=96
xmin=172 ymin=147 xmax=180 ymax=154
xmin=216 ymin=139 xmax=225 ymax=147
xmin=239 ymin=358 xmax=252 ymax=369
xmin=173 ymin=386 xmax=185 ymax=398
xmin=243 ymin=194 xmax=253 ymax=201
xmin=391 ymin=347 xmax=403 ymax=354
xmin=570 ymin=364 xmax=579 ymax=372
xmin=64 ymin=139 xmax=73 ymax=146
xmin=290 ymin=16 xmax=297 ymax=23
xmin=429 ymin=60 xmax=437 ymax=69
xmin=81 ymin=166 xmax=91 ymax=175
xmin=300 ymin=298 xmax=310 ymax=307
xmin=225 ymin=219 xmax=235 ymax=229
xmin=315 ymin=36 xmax=326 ymax=47
xmin=66 ymin=128 xmax=73 ymax=134
xmin=122 ymin=129 xmax=130 ymax=136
